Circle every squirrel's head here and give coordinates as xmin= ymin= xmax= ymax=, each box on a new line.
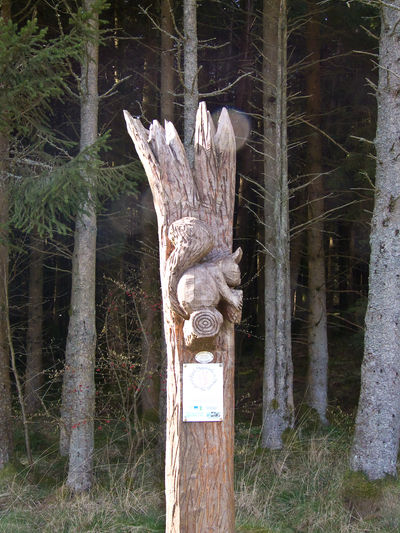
xmin=219 ymin=247 xmax=242 ymax=286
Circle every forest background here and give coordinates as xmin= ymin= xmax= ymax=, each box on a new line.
xmin=1 ymin=0 xmax=398 ymax=531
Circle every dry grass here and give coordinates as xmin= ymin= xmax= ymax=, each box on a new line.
xmin=0 ymin=420 xmax=164 ymax=532
xmin=235 ymin=410 xmax=400 ymax=532
xmin=1 ymin=411 xmax=400 ymax=532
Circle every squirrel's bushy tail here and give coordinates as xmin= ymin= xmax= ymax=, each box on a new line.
xmin=166 ymin=217 xmax=214 ymax=318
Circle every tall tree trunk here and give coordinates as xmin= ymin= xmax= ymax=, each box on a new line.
xmin=161 ymin=0 xmax=175 ymax=123
xmin=125 ymin=102 xmax=238 ymax=532
xmin=235 ymin=0 xmax=257 ymax=326
xmin=24 ymin=233 xmax=44 ymax=416
xmin=60 ymin=0 xmax=99 ymax=493
xmin=142 ymin=37 xmax=158 ymax=124
xmin=158 ymin=0 xmax=175 ymax=445
xmin=139 ymin=192 xmax=161 ymax=418
xmin=0 ymin=0 xmax=13 ymax=469
xmin=290 ymin=231 xmax=304 ymax=315
xmin=262 ymin=0 xmax=294 ymax=450
xmin=305 ymin=3 xmax=328 ymax=425
xmin=183 ymin=0 xmax=198 ymax=163
xmin=350 ymin=1 xmax=400 ymax=480
xmin=0 ymin=132 xmax=12 ymax=469
xmin=139 ymin=35 xmax=162 ymax=419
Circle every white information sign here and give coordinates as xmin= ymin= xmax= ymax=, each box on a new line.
xmin=182 ymin=363 xmax=224 ymax=422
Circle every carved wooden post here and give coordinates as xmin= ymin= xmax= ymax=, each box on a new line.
xmin=124 ymin=102 xmax=240 ymax=532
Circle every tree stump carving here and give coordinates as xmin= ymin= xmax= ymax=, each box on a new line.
xmin=168 ymin=216 xmax=243 ymax=350
xmin=124 ymin=102 xmax=238 ymax=532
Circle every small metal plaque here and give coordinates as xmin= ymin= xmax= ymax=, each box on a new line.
xmin=182 ymin=363 xmax=223 ymax=422
xmin=194 ymin=351 xmax=214 ymax=363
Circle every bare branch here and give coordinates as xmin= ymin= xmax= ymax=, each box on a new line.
xmin=99 ymin=75 xmax=131 ymax=100
xmin=199 ymin=72 xmax=253 ymax=98
xmin=360 ymin=24 xmax=379 ymax=40
xmin=290 ymin=200 xmax=359 ymax=238
xmin=298 ymin=117 xmax=349 ymax=155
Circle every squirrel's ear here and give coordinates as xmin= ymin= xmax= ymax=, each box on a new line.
xmin=232 ymin=247 xmax=243 ymax=264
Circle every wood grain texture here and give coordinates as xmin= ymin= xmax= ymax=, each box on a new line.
xmin=167 ymin=217 xmax=214 ymax=319
xmin=125 ymin=102 xmax=237 ymax=532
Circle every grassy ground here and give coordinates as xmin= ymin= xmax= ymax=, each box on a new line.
xmin=235 ymin=410 xmax=400 ymax=532
xmin=1 ymin=411 xmax=400 ymax=532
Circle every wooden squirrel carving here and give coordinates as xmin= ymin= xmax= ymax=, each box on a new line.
xmin=166 ymin=217 xmax=243 ymax=349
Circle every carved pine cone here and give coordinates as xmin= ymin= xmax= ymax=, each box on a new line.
xmin=183 ymin=308 xmax=223 ymax=349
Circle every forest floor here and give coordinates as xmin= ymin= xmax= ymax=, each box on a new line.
xmin=1 ymin=409 xmax=400 ymax=532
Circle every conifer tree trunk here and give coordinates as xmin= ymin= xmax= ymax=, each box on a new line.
xmin=262 ymin=0 xmax=294 ymax=450
xmin=139 ymin=192 xmax=160 ymax=418
xmin=140 ymin=36 xmax=161 ymax=419
xmin=0 ymin=0 xmax=13 ymax=469
xmin=158 ymin=0 xmax=175 ymax=438
xmin=183 ymin=0 xmax=198 ymax=162
xmin=290 ymin=231 xmax=304 ymax=314
xmin=60 ymin=0 xmax=99 ymax=492
xmin=350 ymin=1 xmax=400 ymax=480
xmin=235 ymin=0 xmax=256 ymax=322
xmin=0 ymin=133 xmax=12 ymax=469
xmin=24 ymin=233 xmax=44 ymax=416
xmin=142 ymin=38 xmax=158 ymax=123
xmin=125 ymin=102 xmax=238 ymax=532
xmin=305 ymin=3 xmax=328 ymax=425
xmin=161 ymin=0 xmax=175 ymax=123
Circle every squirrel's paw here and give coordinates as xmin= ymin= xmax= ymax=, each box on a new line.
xmin=224 ymin=290 xmax=243 ymax=323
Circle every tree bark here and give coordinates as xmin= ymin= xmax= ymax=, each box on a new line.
xmin=60 ymin=0 xmax=99 ymax=493
xmin=290 ymin=230 xmax=304 ymax=315
xmin=161 ymin=0 xmax=175 ymax=123
xmin=183 ymin=0 xmax=198 ymax=163
xmin=125 ymin=102 xmax=237 ymax=532
xmin=262 ymin=0 xmax=294 ymax=450
xmin=235 ymin=0 xmax=257 ymax=326
xmin=140 ymin=30 xmax=163 ymax=419
xmin=142 ymin=37 xmax=158 ymax=123
xmin=305 ymin=3 xmax=328 ymax=425
xmin=0 ymin=132 xmax=12 ymax=469
xmin=0 ymin=0 xmax=13 ymax=469
xmin=350 ymin=1 xmax=400 ymax=480
xmin=158 ymin=0 xmax=175 ymax=446
xmin=139 ymin=192 xmax=161 ymax=418
xmin=24 ymin=232 xmax=44 ymax=416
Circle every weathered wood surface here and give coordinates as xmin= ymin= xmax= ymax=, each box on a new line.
xmin=124 ymin=102 xmax=238 ymax=532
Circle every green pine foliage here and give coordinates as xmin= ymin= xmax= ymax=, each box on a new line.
xmin=0 ymin=17 xmax=78 ymax=139
xmin=0 ymin=10 xmax=143 ymax=238
xmin=10 ymin=138 xmax=143 ymax=237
